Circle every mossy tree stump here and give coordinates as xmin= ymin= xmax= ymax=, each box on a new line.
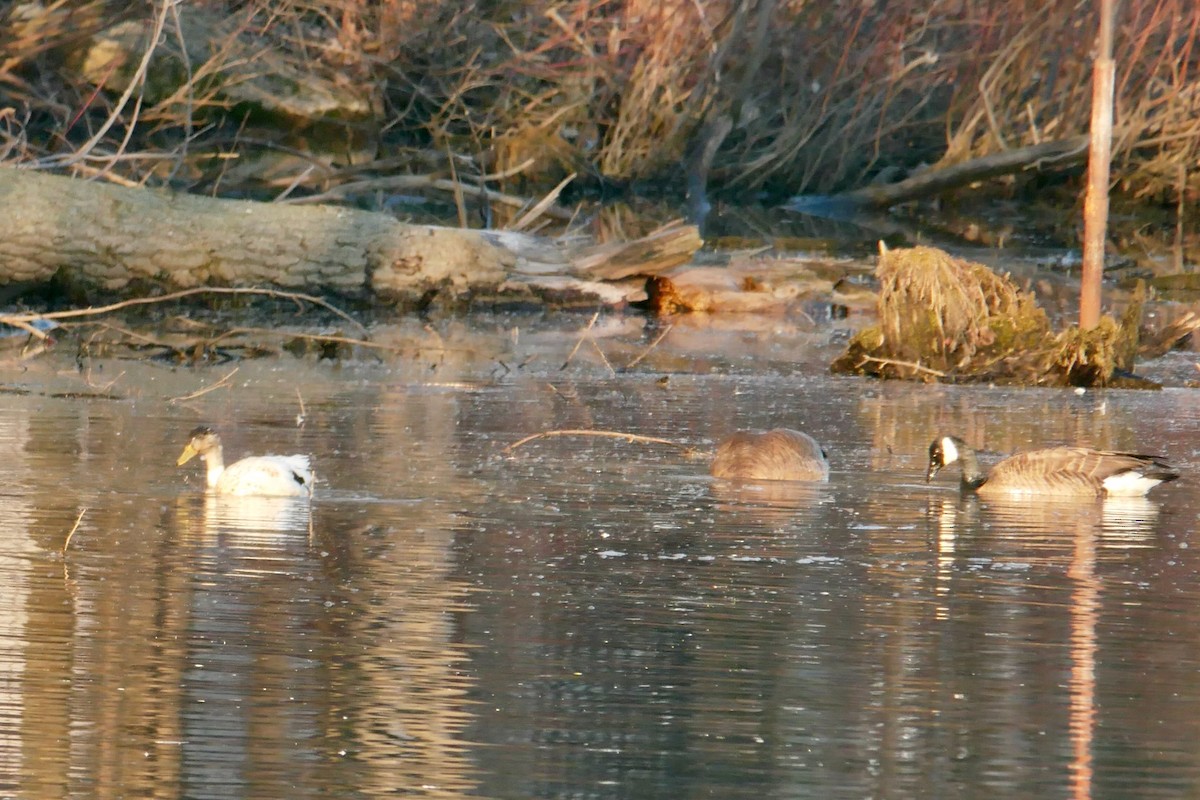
xmin=831 ymin=244 xmax=1145 ymax=387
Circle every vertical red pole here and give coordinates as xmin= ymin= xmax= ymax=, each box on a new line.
xmin=1080 ymin=0 xmax=1116 ymax=330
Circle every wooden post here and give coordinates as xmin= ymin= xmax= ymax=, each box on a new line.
xmin=1080 ymin=0 xmax=1116 ymax=330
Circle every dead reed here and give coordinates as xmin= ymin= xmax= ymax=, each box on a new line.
xmin=2 ymin=0 xmax=1200 ymax=218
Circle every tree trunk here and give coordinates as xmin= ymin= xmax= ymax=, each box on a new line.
xmin=0 ymin=169 xmax=701 ymax=306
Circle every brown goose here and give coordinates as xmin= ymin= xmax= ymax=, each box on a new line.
xmin=711 ymin=429 xmax=829 ymax=482
xmin=926 ymin=435 xmax=1179 ymax=498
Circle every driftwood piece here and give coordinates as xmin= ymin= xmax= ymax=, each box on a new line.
xmin=0 ymin=169 xmax=702 ymax=306
xmin=570 ymin=224 xmax=707 ymax=280
xmin=644 ymin=260 xmax=844 ymax=315
xmin=786 ymin=136 xmax=1089 ymax=213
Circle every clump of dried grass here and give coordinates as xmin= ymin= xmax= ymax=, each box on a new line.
xmin=874 ymin=244 xmax=1049 ymax=371
xmin=832 ymin=245 xmax=1144 ymax=387
xmin=1047 ymin=317 xmax=1127 ymax=388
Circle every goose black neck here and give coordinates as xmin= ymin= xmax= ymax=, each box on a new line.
xmin=953 ymin=441 xmax=988 ymax=491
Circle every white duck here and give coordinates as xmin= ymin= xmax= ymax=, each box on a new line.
xmin=177 ymin=426 xmax=314 ymax=498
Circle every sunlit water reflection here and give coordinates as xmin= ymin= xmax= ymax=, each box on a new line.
xmin=0 ymin=341 xmax=1197 ymax=799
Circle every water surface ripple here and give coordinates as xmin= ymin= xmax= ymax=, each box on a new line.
xmin=0 ymin=352 xmax=1197 ymax=799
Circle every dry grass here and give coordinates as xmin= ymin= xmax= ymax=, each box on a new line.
xmin=880 ymin=245 xmax=1047 ymax=366
xmin=832 ymin=245 xmax=1145 ymax=388
xmin=870 ymin=244 xmax=1050 ymax=377
xmin=944 ymin=0 xmax=1200 ymax=202
xmin=2 ymin=0 xmax=1200 ymax=220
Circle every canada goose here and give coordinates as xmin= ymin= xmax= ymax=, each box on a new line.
xmin=711 ymin=429 xmax=830 ymax=482
xmin=926 ymin=435 xmax=1178 ymax=498
xmin=177 ymin=426 xmax=314 ymax=498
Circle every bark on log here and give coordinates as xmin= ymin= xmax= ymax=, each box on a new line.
xmin=0 ymin=169 xmax=702 ymax=306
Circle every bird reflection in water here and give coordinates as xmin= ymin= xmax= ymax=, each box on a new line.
xmin=928 ymin=492 xmax=1164 ymax=800
xmin=709 ymin=478 xmax=829 ymax=510
xmin=172 ymin=493 xmax=314 ymax=549
xmin=930 ymin=493 xmax=1160 ymax=549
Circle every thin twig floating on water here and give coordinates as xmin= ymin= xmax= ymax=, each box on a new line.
xmin=589 ymin=339 xmax=617 ymax=377
xmin=84 ymin=366 xmax=126 ymax=394
xmin=62 ymin=507 xmax=88 ymax=554
xmin=561 ymin=311 xmax=600 ymax=370
xmin=624 ymin=323 xmax=674 ymax=370
xmin=169 ymin=366 xmax=239 ymax=403
xmin=0 ymin=287 xmax=369 ymax=337
xmin=502 ymin=428 xmax=703 ymax=457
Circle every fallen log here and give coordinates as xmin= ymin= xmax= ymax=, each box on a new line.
xmin=0 ymin=169 xmax=702 ymax=307
xmin=785 ymin=136 xmax=1089 ymax=213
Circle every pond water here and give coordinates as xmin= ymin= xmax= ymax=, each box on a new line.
xmin=0 ymin=315 xmax=1198 ymax=799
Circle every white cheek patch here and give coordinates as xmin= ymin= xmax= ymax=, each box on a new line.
xmin=1102 ymin=470 xmax=1162 ymax=497
xmin=940 ymin=437 xmax=959 ymax=465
